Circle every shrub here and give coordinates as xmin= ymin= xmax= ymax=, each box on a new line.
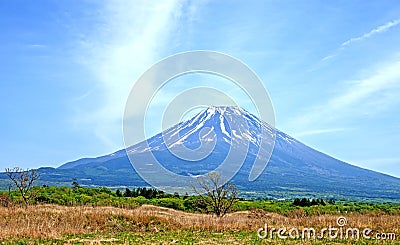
xmin=0 ymin=193 xmax=12 ymax=207
xmin=183 ymin=196 xmax=208 ymax=213
xmin=150 ymin=198 xmax=185 ymax=210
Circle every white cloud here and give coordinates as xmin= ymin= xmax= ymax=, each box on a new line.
xmin=290 ymin=58 xmax=400 ymax=130
xmin=28 ymin=44 xmax=46 ymax=48
xmin=320 ymin=53 xmax=337 ymax=62
xmin=341 ymin=19 xmax=400 ymax=47
xmin=72 ymin=1 xmax=189 ymax=149
xmin=349 ymin=157 xmax=400 ymax=178
xmin=292 ymin=128 xmax=349 ymax=138
xmin=327 ymin=60 xmax=400 ymax=111
xmin=320 ymin=19 xmax=400 ymax=62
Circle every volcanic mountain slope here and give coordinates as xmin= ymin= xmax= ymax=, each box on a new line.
xmin=5 ymin=106 xmax=400 ymax=200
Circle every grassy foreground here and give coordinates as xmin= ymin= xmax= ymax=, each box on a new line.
xmin=1 ymin=204 xmax=399 ymax=244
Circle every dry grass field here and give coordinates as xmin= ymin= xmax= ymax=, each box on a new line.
xmin=0 ymin=204 xmax=399 ymax=244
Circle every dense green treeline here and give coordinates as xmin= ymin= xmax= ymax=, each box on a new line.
xmin=1 ymin=185 xmax=400 ymax=216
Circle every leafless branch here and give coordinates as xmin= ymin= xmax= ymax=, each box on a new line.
xmin=5 ymin=167 xmax=40 ymax=206
xmin=191 ymin=171 xmax=238 ymax=217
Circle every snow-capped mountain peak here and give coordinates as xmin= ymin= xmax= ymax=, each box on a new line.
xmin=127 ymin=106 xmax=275 ymax=155
xmin=123 ymin=106 xmax=276 ymax=182
xmin=57 ymin=106 xmax=400 ymax=200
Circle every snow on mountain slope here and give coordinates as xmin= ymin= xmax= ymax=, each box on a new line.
xmin=127 ymin=106 xmax=275 ymax=156
xmin=56 ymin=106 xmax=400 ymax=200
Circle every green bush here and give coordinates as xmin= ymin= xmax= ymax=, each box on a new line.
xmin=183 ymin=196 xmax=208 ymax=213
xmin=2 ymin=186 xmax=400 ymax=216
xmin=150 ymin=198 xmax=185 ymax=210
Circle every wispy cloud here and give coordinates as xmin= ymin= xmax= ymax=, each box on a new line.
xmin=290 ymin=58 xmax=400 ymax=130
xmin=320 ymin=53 xmax=338 ymax=62
xmin=72 ymin=1 xmax=191 ymax=149
xmin=326 ymin=60 xmax=400 ymax=111
xmin=321 ymin=19 xmax=400 ymax=61
xmin=349 ymin=157 xmax=400 ymax=178
xmin=292 ymin=128 xmax=349 ymax=138
xmin=28 ymin=44 xmax=46 ymax=48
xmin=341 ymin=19 xmax=400 ymax=47
xmin=355 ymin=157 xmax=400 ymax=166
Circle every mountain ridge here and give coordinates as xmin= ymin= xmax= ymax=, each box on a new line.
xmin=2 ymin=106 xmax=400 ymax=200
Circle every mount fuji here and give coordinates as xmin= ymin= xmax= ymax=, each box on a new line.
xmin=7 ymin=106 xmax=400 ymax=200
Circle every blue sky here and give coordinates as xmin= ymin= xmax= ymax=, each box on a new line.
xmin=1 ymin=1 xmax=400 ymax=177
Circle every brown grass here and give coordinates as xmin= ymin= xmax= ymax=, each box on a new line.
xmin=0 ymin=204 xmax=399 ymax=241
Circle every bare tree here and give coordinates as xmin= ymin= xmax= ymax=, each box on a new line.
xmin=5 ymin=167 xmax=40 ymax=206
xmin=191 ymin=171 xmax=238 ymax=217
